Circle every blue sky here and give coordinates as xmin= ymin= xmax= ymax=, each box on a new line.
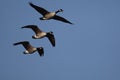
xmin=1 ymin=0 xmax=120 ymax=80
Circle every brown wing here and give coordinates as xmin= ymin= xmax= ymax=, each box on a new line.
xmin=29 ymin=2 xmax=49 ymax=16
xmin=13 ymin=41 xmax=34 ymax=50
xmin=53 ymin=15 xmax=73 ymax=24
xmin=37 ymin=47 xmax=44 ymax=56
xmin=47 ymin=33 xmax=55 ymax=47
xmin=21 ymin=25 xmax=42 ymax=35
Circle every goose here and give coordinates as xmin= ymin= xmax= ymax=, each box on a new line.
xmin=13 ymin=41 xmax=44 ymax=56
xmin=29 ymin=2 xmax=73 ymax=24
xmin=21 ymin=25 xmax=55 ymax=47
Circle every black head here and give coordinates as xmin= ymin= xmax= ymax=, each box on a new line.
xmin=55 ymin=9 xmax=63 ymax=14
xmin=59 ymin=9 xmax=63 ymax=12
xmin=47 ymin=31 xmax=53 ymax=35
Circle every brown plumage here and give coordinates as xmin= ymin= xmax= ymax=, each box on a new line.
xmin=29 ymin=2 xmax=73 ymax=24
xmin=21 ymin=25 xmax=55 ymax=47
xmin=13 ymin=41 xmax=44 ymax=56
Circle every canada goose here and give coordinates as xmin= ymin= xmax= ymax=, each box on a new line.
xmin=21 ymin=25 xmax=55 ymax=47
xmin=29 ymin=2 xmax=73 ymax=24
xmin=13 ymin=41 xmax=44 ymax=56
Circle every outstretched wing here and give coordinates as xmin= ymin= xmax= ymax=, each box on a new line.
xmin=37 ymin=47 xmax=44 ymax=56
xmin=29 ymin=2 xmax=49 ymax=16
xmin=13 ymin=41 xmax=33 ymax=50
xmin=47 ymin=33 xmax=55 ymax=47
xmin=21 ymin=25 xmax=42 ymax=35
xmin=53 ymin=15 xmax=73 ymax=24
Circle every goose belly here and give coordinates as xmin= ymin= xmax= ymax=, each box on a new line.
xmin=44 ymin=12 xmax=55 ymax=19
xmin=37 ymin=32 xmax=46 ymax=39
xmin=28 ymin=48 xmax=37 ymax=54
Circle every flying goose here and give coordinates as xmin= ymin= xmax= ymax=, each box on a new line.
xmin=21 ymin=25 xmax=55 ymax=47
xmin=29 ymin=2 xmax=73 ymax=24
xmin=13 ymin=41 xmax=44 ymax=56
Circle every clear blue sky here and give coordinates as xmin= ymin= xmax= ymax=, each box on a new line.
xmin=1 ymin=0 xmax=120 ymax=80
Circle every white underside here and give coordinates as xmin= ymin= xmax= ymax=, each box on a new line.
xmin=24 ymin=50 xmax=29 ymax=54
xmin=35 ymin=32 xmax=47 ymax=39
xmin=24 ymin=48 xmax=37 ymax=54
xmin=44 ymin=12 xmax=56 ymax=19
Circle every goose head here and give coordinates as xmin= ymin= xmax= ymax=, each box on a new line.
xmin=55 ymin=9 xmax=63 ymax=14
xmin=47 ymin=31 xmax=53 ymax=35
xmin=37 ymin=47 xmax=43 ymax=50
